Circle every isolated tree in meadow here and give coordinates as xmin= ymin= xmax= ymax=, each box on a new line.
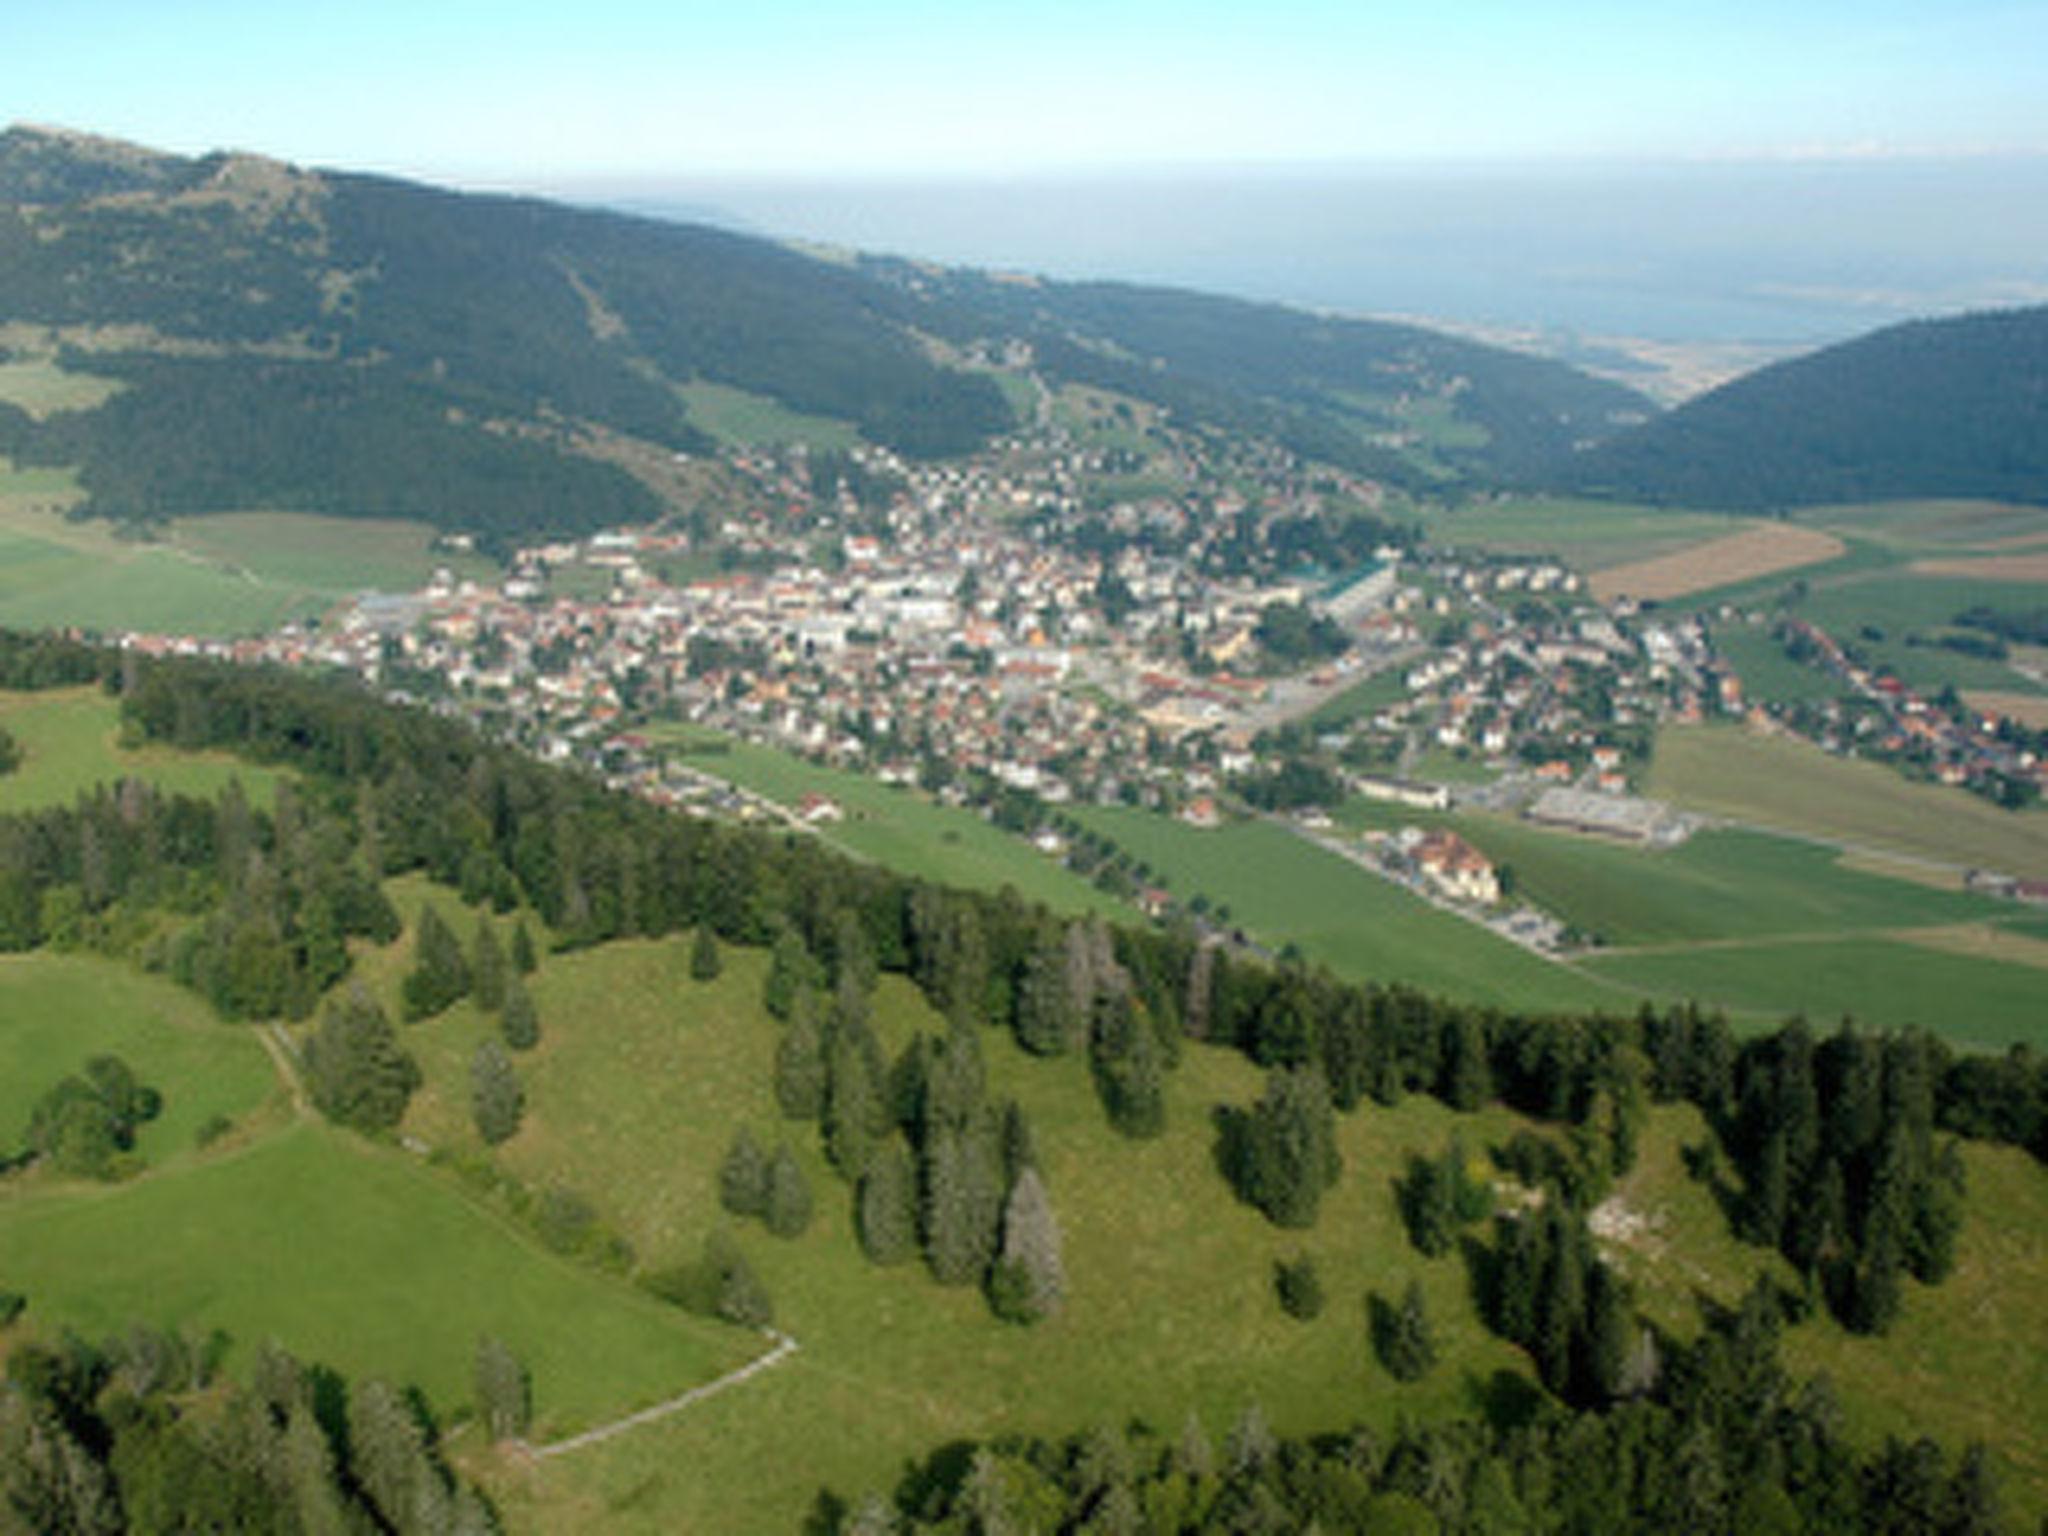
xmin=304 ymin=987 xmax=420 ymax=1133
xmin=1375 ymin=1279 xmax=1437 ymax=1383
xmin=1274 ymin=1254 xmax=1325 ymax=1320
xmin=468 ymin=1039 xmax=523 ymax=1146
xmin=472 ymin=1335 xmax=529 ymax=1441
xmin=719 ymin=1126 xmax=771 ymax=1219
xmin=689 ymin=922 xmax=722 ymax=981
xmin=1230 ymin=1064 xmax=1341 ymax=1229
xmin=500 ymin=974 xmax=541 ymax=1052
xmin=989 ymin=1166 xmax=1064 ymax=1323
xmin=471 ymin=915 xmax=507 ymax=1012
xmin=510 ymin=917 xmax=539 ymax=975
xmin=401 ymin=903 xmax=470 ymax=1020
xmin=706 ymin=1231 xmax=773 ymax=1327
xmin=773 ymin=993 xmax=827 ymax=1120
xmin=764 ymin=1142 xmax=814 ymax=1238
xmin=857 ymin=1138 xmax=919 ymax=1266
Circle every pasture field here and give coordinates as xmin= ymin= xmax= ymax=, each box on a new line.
xmin=0 ymin=952 xmax=278 ymax=1163
xmin=1710 ymin=618 xmax=1842 ymax=705
xmin=0 ymin=357 xmax=124 ymax=419
xmin=403 ymin=925 xmax=1546 ymax=1530
xmin=1412 ymin=496 xmax=1754 ymax=569
xmin=1790 ymin=571 xmax=2048 ymax=698
xmin=1650 ymin=722 xmax=2048 ymax=881
xmin=676 ymin=380 xmax=861 ymax=451
xmin=1806 ymin=499 xmax=2048 ymax=550
xmin=1587 ymin=522 xmax=1845 ymax=603
xmin=660 ymin=731 xmax=1128 ymax=918
xmin=0 ymin=687 xmax=288 ymax=811
xmin=1068 ymin=805 xmax=1624 ymax=1012
xmin=0 ymin=1120 xmax=750 ymax=1434
xmin=1581 ymin=936 xmax=2047 ymax=1048
xmin=166 ymin=510 xmax=495 ymax=594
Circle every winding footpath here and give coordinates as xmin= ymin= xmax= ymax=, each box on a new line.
xmin=519 ymin=1328 xmax=801 ymax=1460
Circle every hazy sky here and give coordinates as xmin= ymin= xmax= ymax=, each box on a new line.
xmin=8 ymin=0 xmax=2046 ymax=179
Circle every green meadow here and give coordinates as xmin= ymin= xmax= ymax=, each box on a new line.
xmin=0 ymin=688 xmax=288 ymax=811
xmin=676 ymin=380 xmax=862 ymax=450
xmin=1069 ymin=805 xmax=1625 ymax=1012
xmin=1650 ymin=722 xmax=2048 ymax=881
xmin=663 ymin=731 xmax=1128 ymax=918
xmin=0 ymin=1120 xmax=749 ymax=1434
xmin=1411 ymin=496 xmax=1755 ymax=570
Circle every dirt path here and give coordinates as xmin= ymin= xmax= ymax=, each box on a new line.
xmin=521 ymin=1328 xmax=800 ymax=1460
xmin=256 ymin=1023 xmax=310 ymax=1118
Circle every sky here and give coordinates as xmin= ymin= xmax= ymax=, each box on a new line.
xmin=7 ymin=0 xmax=2047 ymax=180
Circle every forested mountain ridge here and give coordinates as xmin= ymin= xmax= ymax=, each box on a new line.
xmin=0 ymin=125 xmax=1652 ymax=541
xmin=1547 ymin=305 xmax=2048 ymax=509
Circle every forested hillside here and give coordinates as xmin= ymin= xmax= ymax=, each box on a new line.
xmin=1550 ymin=305 xmax=2048 ymax=508
xmin=0 ymin=125 xmax=1652 ymax=542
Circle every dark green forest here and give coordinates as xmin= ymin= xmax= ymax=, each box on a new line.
xmin=1549 ymin=305 xmax=2048 ymax=509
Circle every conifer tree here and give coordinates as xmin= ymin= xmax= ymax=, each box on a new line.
xmin=773 ymin=993 xmax=827 ymax=1120
xmin=468 ymin=1039 xmax=523 ymax=1146
xmin=922 ymin=1121 xmax=1002 ymax=1285
xmin=471 ymin=915 xmax=507 ymax=1012
xmin=763 ymin=926 xmax=817 ymax=1021
xmin=472 ymin=1335 xmax=529 ymax=1441
xmin=998 ymin=1099 xmax=1038 ymax=1190
xmin=510 ymin=918 xmax=539 ymax=975
xmin=500 ymin=974 xmax=541 ymax=1051
xmin=1377 ymin=1279 xmax=1437 ymax=1382
xmin=764 ymin=1143 xmax=814 ymax=1238
xmin=989 ymin=1166 xmax=1064 ymax=1322
xmin=689 ymin=923 xmax=722 ymax=981
xmin=825 ymin=1032 xmax=885 ymax=1178
xmin=857 ymin=1137 xmax=919 ymax=1266
xmin=402 ymin=903 xmax=470 ymax=1020
xmin=719 ymin=1126 xmax=771 ymax=1218
xmin=1274 ymin=1254 xmax=1325 ymax=1320
xmin=1013 ymin=930 xmax=1079 ymax=1056
xmin=304 ymin=987 xmax=420 ymax=1133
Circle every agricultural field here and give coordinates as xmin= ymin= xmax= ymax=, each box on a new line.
xmin=675 ymin=379 xmax=861 ymax=451
xmin=1412 ymin=496 xmax=1754 ymax=570
xmin=0 ymin=687 xmax=288 ymax=811
xmin=1650 ymin=722 xmax=2048 ymax=881
xmin=0 ymin=485 xmax=484 ymax=638
xmin=658 ymin=731 xmax=1128 ymax=919
xmin=1587 ymin=522 xmax=1845 ymax=603
xmin=1709 ymin=617 xmax=1842 ymax=705
xmin=1068 ymin=805 xmax=1624 ymax=1012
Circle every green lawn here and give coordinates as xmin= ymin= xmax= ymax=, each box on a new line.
xmin=1071 ymin=806 xmax=1625 ymax=1012
xmin=1582 ymin=936 xmax=2048 ymax=1048
xmin=0 ymin=357 xmax=124 ymax=419
xmin=0 ymin=951 xmax=278 ymax=1163
xmin=1650 ymin=722 xmax=2048 ymax=882
xmin=668 ymin=733 xmax=1128 ymax=918
xmin=1308 ymin=666 xmax=1409 ymax=728
xmin=0 ymin=688 xmax=287 ymax=811
xmin=0 ymin=1120 xmax=751 ymax=1433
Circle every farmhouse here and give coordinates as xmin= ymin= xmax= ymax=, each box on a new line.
xmin=1413 ymin=829 xmax=1500 ymax=904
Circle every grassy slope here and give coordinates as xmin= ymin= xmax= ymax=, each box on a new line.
xmin=1411 ymin=497 xmax=1754 ymax=570
xmin=1710 ymin=620 xmax=1841 ymax=705
xmin=400 ymin=931 xmax=1541 ymax=1531
xmin=667 ymin=733 xmax=1129 ymax=919
xmin=0 ymin=1120 xmax=750 ymax=1433
xmin=0 ymin=688 xmax=287 ymax=811
xmin=675 ymin=380 xmax=861 ymax=451
xmin=0 ymin=952 xmax=278 ymax=1161
xmin=0 ymin=358 xmax=125 ymax=418
xmin=1650 ymin=722 xmax=2048 ymax=881
xmin=167 ymin=510 xmax=495 ymax=594
xmin=1070 ymin=806 xmax=1624 ymax=1012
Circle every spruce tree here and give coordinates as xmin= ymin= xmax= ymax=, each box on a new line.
xmin=468 ymin=1039 xmax=524 ymax=1146
xmin=472 ymin=1335 xmax=530 ymax=1441
xmin=763 ymin=926 xmax=817 ymax=1021
xmin=471 ymin=916 xmax=507 ymax=1012
xmin=857 ymin=1137 xmax=919 ymax=1266
xmin=922 ymin=1121 xmax=1002 ymax=1286
xmin=764 ymin=1143 xmax=814 ymax=1238
xmin=1013 ymin=931 xmax=1078 ymax=1056
xmin=1377 ymin=1279 xmax=1437 ymax=1382
xmin=510 ymin=918 xmax=539 ymax=975
xmin=720 ymin=1126 xmax=771 ymax=1219
xmin=1274 ymin=1254 xmax=1325 ymax=1320
xmin=773 ymin=993 xmax=828 ymax=1120
xmin=500 ymin=974 xmax=541 ymax=1051
xmin=990 ymin=1166 xmax=1064 ymax=1322
xmin=402 ymin=903 xmax=470 ymax=1020
xmin=689 ymin=923 xmax=722 ymax=981
xmin=304 ymin=987 xmax=421 ymax=1133
xmin=825 ymin=1032 xmax=884 ymax=1179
